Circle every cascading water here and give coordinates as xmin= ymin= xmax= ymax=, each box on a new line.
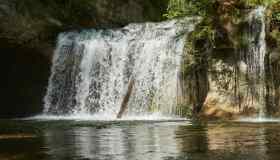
xmin=240 ymin=6 xmax=267 ymax=118
xmin=43 ymin=18 xmax=198 ymax=119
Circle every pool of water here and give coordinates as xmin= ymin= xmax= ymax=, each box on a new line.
xmin=1 ymin=119 xmax=280 ymax=160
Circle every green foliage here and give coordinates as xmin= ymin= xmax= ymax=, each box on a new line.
xmin=163 ymin=0 xmax=186 ymax=19
xmin=192 ymin=24 xmax=215 ymax=46
xmin=272 ymin=12 xmax=280 ymax=22
xmin=272 ymin=2 xmax=280 ymax=22
xmin=164 ymin=0 xmax=214 ymax=19
xmin=240 ymin=0 xmax=278 ymax=6
xmin=269 ymin=2 xmax=280 ymax=45
xmin=165 ymin=0 xmax=279 ymax=19
xmin=164 ymin=0 xmax=280 ymax=50
xmin=165 ymin=0 xmax=217 ymax=60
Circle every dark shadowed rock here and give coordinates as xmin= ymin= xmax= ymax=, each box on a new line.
xmin=0 ymin=0 xmax=168 ymax=59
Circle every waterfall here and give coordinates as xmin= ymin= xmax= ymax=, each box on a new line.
xmin=43 ymin=18 xmax=198 ymax=118
xmin=240 ymin=6 xmax=267 ymax=117
xmin=247 ymin=7 xmax=266 ymax=75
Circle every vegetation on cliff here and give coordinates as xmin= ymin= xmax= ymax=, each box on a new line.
xmin=165 ymin=0 xmax=279 ymax=41
xmin=165 ymin=0 xmax=280 ymax=118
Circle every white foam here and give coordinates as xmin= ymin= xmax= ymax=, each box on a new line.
xmin=236 ymin=117 xmax=280 ymax=123
xmin=26 ymin=113 xmax=187 ymax=122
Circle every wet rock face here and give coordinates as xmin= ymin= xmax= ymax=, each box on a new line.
xmin=182 ymin=7 xmax=278 ymax=118
xmin=202 ymin=11 xmax=266 ymax=118
xmin=266 ymin=47 xmax=280 ymax=116
xmin=199 ymin=8 xmax=280 ymax=118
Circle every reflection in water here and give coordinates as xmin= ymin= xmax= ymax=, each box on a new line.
xmin=132 ymin=124 xmax=181 ymax=160
xmin=206 ymin=124 xmax=268 ymax=160
xmin=44 ymin=123 xmax=182 ymax=160
xmin=44 ymin=128 xmax=77 ymax=159
xmin=265 ymin=126 xmax=280 ymax=160
xmin=175 ymin=125 xmax=210 ymax=159
xmin=2 ymin=121 xmax=280 ymax=160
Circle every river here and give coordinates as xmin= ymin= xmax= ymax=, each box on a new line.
xmin=1 ymin=119 xmax=280 ymax=160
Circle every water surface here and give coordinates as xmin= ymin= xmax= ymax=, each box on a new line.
xmin=1 ymin=119 xmax=280 ymax=160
